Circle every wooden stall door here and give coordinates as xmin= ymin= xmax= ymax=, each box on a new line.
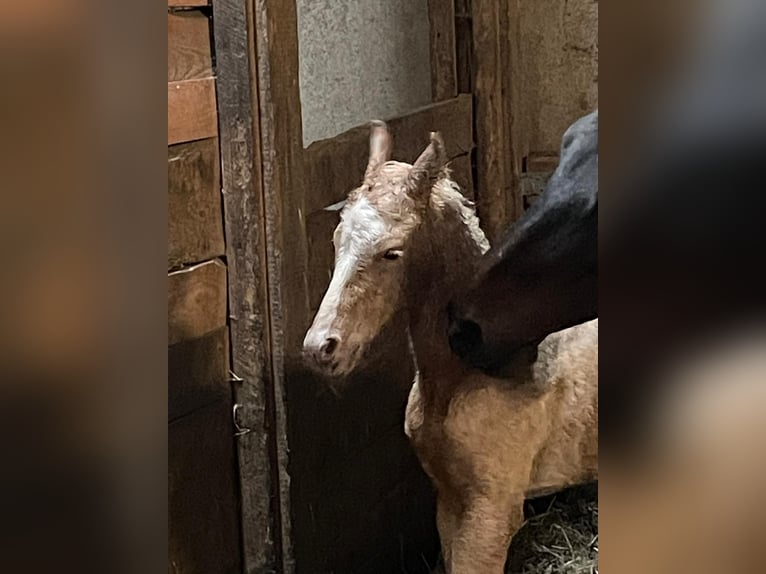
xmin=293 ymin=101 xmax=473 ymax=574
xmin=255 ymin=0 xmax=474 ymax=574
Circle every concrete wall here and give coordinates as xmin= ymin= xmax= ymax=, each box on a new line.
xmin=297 ymin=0 xmax=432 ymax=146
xmin=520 ymin=0 xmax=598 ymax=152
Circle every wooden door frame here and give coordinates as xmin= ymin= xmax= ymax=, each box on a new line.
xmin=435 ymin=0 xmax=524 ymax=242
xmin=215 ymin=1 xmax=520 ymax=572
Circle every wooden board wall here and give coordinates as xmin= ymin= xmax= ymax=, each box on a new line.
xmin=168 ymin=139 xmax=224 ymax=269
xmin=167 ymin=5 xmax=242 ymax=574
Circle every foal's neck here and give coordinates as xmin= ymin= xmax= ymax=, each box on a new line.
xmin=405 ymin=181 xmax=488 ymax=382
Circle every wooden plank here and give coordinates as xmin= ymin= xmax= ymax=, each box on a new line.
xmin=168 ymin=78 xmax=217 ymax=145
xmin=526 ymin=151 xmax=560 ymax=173
xmin=449 ymin=152 xmax=474 ymax=199
xmin=168 ymin=10 xmax=212 ymax=82
xmin=168 ymin=0 xmax=208 ymax=6
xmin=250 ymin=0 xmax=311 ymax=571
xmin=168 ymin=138 xmax=224 ymax=269
xmin=168 ymin=399 xmax=241 ymax=574
xmin=427 ymin=0 xmax=458 ymax=101
xmin=472 ymin=0 xmax=517 ymax=243
xmin=168 ymin=326 xmax=228 ymax=422
xmin=168 ymin=259 xmax=226 ymax=346
xmin=505 ymin=0 xmax=529 ymax=221
xmin=455 ymin=0 xmax=473 ymax=94
xmin=212 ymin=0 xmax=282 ymax=571
xmin=341 ymin=468 xmax=438 ymax=573
xmin=280 ymin=320 xmax=435 ymax=572
xmin=303 ymin=94 xmax=474 ymax=215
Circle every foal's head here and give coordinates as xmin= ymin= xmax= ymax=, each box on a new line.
xmin=303 ymin=121 xmax=446 ymax=376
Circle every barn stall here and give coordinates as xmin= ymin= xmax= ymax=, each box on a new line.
xmin=167 ymin=1 xmax=597 ymax=573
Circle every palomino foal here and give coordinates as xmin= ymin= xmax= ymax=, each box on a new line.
xmin=303 ymin=122 xmax=598 ymax=574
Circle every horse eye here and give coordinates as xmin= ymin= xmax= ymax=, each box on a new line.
xmin=383 ymin=249 xmax=403 ymax=260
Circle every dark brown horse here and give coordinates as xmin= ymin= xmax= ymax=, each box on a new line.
xmin=448 ymin=111 xmax=598 ymax=373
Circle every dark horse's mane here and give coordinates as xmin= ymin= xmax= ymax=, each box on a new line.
xmin=494 ymin=111 xmax=597 ymax=277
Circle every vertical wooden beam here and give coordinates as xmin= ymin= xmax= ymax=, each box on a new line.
xmin=212 ymin=0 xmax=282 ymax=572
xmin=505 ymin=0 xmax=528 ymax=219
xmin=427 ymin=0 xmax=458 ymax=101
xmin=471 ymin=0 xmax=518 ymax=242
xmin=251 ymin=0 xmax=308 ymax=572
xmin=454 ymin=0 xmax=473 ymax=94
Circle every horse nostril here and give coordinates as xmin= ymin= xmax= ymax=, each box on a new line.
xmin=321 ymin=336 xmax=339 ymax=357
xmin=448 ymin=317 xmax=483 ymax=358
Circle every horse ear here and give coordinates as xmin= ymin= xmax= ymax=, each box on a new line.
xmin=407 ymin=131 xmax=446 ymax=198
xmin=364 ymin=120 xmax=392 ymax=182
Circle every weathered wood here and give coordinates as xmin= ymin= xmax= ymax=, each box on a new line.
xmin=167 ymin=259 xmax=226 ymax=346
xmin=527 ymin=151 xmax=560 ymax=173
xmin=472 ymin=0 xmax=517 ymax=242
xmin=303 ymin=95 xmax=474 ymax=215
xmin=251 ymin=0 xmax=307 ymax=570
xmin=504 ymin=0 xmax=528 ymax=221
xmin=427 ymin=0 xmax=457 ymax=101
xmin=167 ymin=78 xmax=217 ymax=145
xmin=449 ymin=153 xmax=474 ymax=199
xmin=168 ymin=10 xmax=212 ymax=82
xmin=212 ymin=0 xmax=281 ymax=570
xmin=280 ymin=331 xmax=439 ymax=572
xmin=168 ymin=0 xmax=208 ymax=6
xmin=168 ymin=138 xmax=224 ymax=269
xmin=168 ymin=399 xmax=241 ymax=574
xmin=340 ymin=468 xmax=438 ymax=573
xmin=168 ymin=326 xmax=228 ymax=422
xmin=455 ymin=0 xmax=473 ymax=94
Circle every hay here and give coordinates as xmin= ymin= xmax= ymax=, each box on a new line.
xmin=507 ymin=483 xmax=598 ymax=574
xmin=430 ymin=483 xmax=598 ymax=574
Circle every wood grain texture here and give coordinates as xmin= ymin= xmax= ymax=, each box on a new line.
xmin=168 ymin=399 xmax=241 ymax=574
xmin=168 ymin=0 xmax=208 ymax=6
xmin=472 ymin=0 xmax=517 ymax=243
xmin=427 ymin=0 xmax=457 ymax=101
xmin=168 ymin=138 xmax=224 ymax=269
xmin=449 ymin=153 xmax=474 ymax=199
xmin=167 ymin=259 xmax=226 ymax=346
xmin=212 ymin=0 xmax=281 ymax=570
xmin=303 ymin=94 xmax=474 ymax=215
xmin=505 ymin=0 xmax=528 ymax=222
xmin=455 ymin=0 xmax=473 ymax=94
xmin=251 ymin=1 xmax=306 ymax=570
xmin=168 ymin=78 xmax=217 ymax=145
xmin=168 ymin=326 xmax=228 ymax=422
xmin=282 ymin=327 xmax=439 ymax=573
xmin=527 ymin=151 xmax=560 ymax=173
xmin=168 ymin=10 xmax=212 ymax=82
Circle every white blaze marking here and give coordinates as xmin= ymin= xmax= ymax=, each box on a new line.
xmin=306 ymin=197 xmax=387 ymax=345
xmin=329 ymin=197 xmax=386 ymax=299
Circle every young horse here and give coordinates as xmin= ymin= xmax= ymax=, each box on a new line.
xmin=303 ymin=122 xmax=598 ymax=574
